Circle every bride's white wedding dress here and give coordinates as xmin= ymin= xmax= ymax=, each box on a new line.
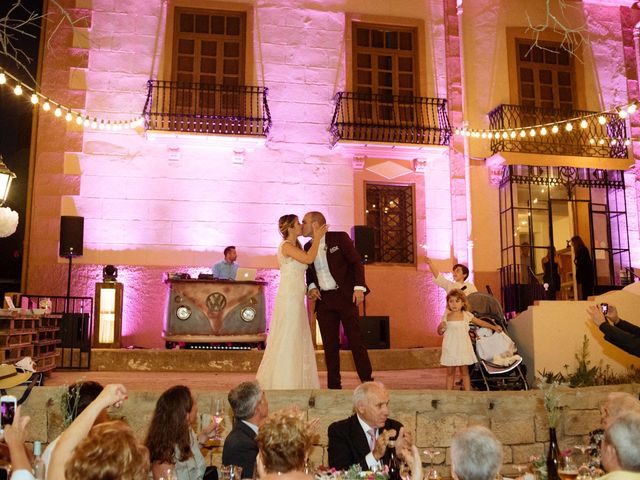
xmin=256 ymin=241 xmax=320 ymax=389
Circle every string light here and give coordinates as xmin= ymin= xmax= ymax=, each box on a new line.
xmin=453 ymin=100 xmax=639 ymax=146
xmin=0 ymin=68 xmax=143 ymax=130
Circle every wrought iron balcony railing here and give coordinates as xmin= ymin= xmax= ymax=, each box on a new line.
xmin=330 ymin=92 xmax=451 ymax=146
xmin=144 ymin=80 xmax=271 ymax=136
xmin=488 ymin=104 xmax=627 ymax=158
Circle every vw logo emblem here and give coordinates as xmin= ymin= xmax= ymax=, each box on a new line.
xmin=206 ymin=292 xmax=227 ymax=312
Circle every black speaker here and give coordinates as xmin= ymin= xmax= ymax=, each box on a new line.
xmin=59 ymin=216 xmax=84 ymax=257
xmin=360 ymin=316 xmax=390 ymax=349
xmin=352 ymin=225 xmax=375 ymax=263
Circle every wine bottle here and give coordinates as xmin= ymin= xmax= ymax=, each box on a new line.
xmin=386 ymin=440 xmax=401 ymax=480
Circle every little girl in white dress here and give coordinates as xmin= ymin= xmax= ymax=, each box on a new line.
xmin=437 ymin=289 xmax=502 ymax=391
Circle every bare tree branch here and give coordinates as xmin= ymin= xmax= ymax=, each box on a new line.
xmin=526 ymin=0 xmax=588 ymax=63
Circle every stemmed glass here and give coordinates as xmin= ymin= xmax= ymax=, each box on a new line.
xmin=574 ymin=436 xmax=595 ymax=479
xmin=212 ymin=399 xmax=224 ymax=441
xmin=423 ymin=449 xmax=441 ymax=480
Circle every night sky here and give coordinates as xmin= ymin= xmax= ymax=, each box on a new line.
xmin=0 ymin=0 xmax=43 ymax=292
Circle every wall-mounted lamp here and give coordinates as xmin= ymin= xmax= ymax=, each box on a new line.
xmin=0 ymin=155 xmax=16 ymax=205
xmin=93 ymin=280 xmax=123 ymax=348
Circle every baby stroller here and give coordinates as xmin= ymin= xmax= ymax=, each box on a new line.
xmin=466 ymin=292 xmax=529 ymax=391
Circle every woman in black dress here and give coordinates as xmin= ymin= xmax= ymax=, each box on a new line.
xmin=571 ymin=235 xmax=595 ymax=300
xmin=541 ymin=247 xmax=561 ymax=300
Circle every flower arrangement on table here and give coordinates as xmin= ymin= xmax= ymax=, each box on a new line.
xmin=537 ymin=376 xmax=564 ymax=428
xmin=315 ymin=465 xmax=389 ymax=480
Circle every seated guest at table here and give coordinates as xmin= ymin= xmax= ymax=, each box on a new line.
xmin=223 ymin=381 xmax=269 ymax=478
xmin=588 ymin=304 xmax=640 ymax=358
xmin=328 ymin=381 xmax=409 ymax=471
xmin=213 ymin=246 xmax=239 ymax=280
xmin=145 ymin=385 xmax=219 ymax=480
xmin=600 ymin=392 xmax=640 ymax=428
xmin=256 ymin=409 xmax=317 ymax=480
xmin=450 ymin=426 xmax=502 ymax=480
xmin=42 ymin=381 xmax=106 ymax=471
xmin=425 ymin=257 xmax=477 ymax=294
xmin=600 ymin=412 xmax=640 ymax=479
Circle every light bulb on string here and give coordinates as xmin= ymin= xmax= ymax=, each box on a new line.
xmin=519 ymin=130 xmax=526 ymax=138
xmin=598 ymin=115 xmax=606 ymax=125
xmin=540 ymin=127 xmax=547 ymax=136
xmin=83 ymin=118 xmax=90 ymax=127
xmin=589 ymin=138 xmax=596 ymax=145
xmin=455 ymin=128 xmax=460 ymax=135
xmin=551 ymin=125 xmax=559 ymax=134
xmin=619 ymin=109 xmax=628 ymax=119
xmin=65 ymin=112 xmax=72 ymax=122
xmin=76 ymin=116 xmax=83 ymax=125
xmin=30 ymin=94 xmax=38 ymax=104
xmin=625 ymin=139 xmax=631 ymax=146
xmin=529 ymin=129 xmax=536 ymax=137
xmin=611 ymin=139 xmax=617 ymax=145
xmin=91 ymin=119 xmax=98 ymax=129
xmin=565 ymin=122 xmax=573 ymax=132
xmin=13 ymin=84 xmax=22 ymax=96
xmin=510 ymin=130 xmax=516 ymax=138
xmin=0 ymin=73 xmax=6 ymax=84
xmin=481 ymin=132 xmax=487 ymax=139
xmin=628 ymin=103 xmax=637 ymax=114
xmin=502 ymin=131 xmax=508 ymax=139
xmin=598 ymin=138 xmax=605 ymax=145
xmin=580 ymin=119 xmax=588 ymax=129
xmin=54 ymin=107 xmax=62 ymax=117
xmin=42 ymin=101 xmax=51 ymax=112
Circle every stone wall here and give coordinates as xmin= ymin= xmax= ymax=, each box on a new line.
xmin=18 ymin=384 xmax=640 ymax=477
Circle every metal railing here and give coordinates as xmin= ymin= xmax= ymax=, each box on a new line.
xmin=144 ymin=80 xmax=272 ymax=136
xmin=330 ymin=92 xmax=451 ymax=146
xmin=488 ymin=104 xmax=628 ymax=158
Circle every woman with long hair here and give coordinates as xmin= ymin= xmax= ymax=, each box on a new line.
xmin=256 ymin=214 xmax=327 ymax=389
xmin=571 ymin=235 xmax=595 ymax=300
xmin=145 ymin=385 xmax=217 ymax=480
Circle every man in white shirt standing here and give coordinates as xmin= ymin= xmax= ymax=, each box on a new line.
xmin=302 ymin=211 xmax=373 ymax=390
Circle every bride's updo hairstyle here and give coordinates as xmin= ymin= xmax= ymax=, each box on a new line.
xmin=257 ymin=409 xmax=317 ymax=474
xmin=278 ymin=214 xmax=298 ymax=239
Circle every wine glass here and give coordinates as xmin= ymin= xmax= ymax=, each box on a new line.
xmin=574 ymin=435 xmax=595 ymax=479
xmin=159 ymin=466 xmax=177 ymax=480
xmin=212 ymin=399 xmax=224 ymax=441
xmin=423 ymin=449 xmax=441 ymax=480
xmin=558 ymin=454 xmax=578 ymax=480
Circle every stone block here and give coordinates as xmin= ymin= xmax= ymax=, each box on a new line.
xmin=511 ymin=443 xmax=545 ymax=464
xmin=564 ymin=409 xmax=601 ymax=436
xmin=491 ymin=417 xmax=535 ymax=445
xmin=416 ymin=413 xmax=470 ymax=447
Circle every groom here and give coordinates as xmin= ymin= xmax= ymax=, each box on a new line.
xmin=301 ymin=211 xmax=373 ymax=389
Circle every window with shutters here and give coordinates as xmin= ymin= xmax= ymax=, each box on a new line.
xmin=172 ymin=9 xmax=246 ymax=114
xmin=516 ymin=39 xmax=575 ymax=111
xmin=352 ymin=24 xmax=418 ymax=122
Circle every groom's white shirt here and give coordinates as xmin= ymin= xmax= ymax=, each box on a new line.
xmin=309 ymin=235 xmax=338 ymax=291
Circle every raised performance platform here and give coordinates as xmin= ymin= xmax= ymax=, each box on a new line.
xmin=89 ymin=347 xmax=442 ymax=372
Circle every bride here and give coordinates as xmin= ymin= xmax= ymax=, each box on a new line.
xmin=256 ymin=214 xmax=328 ymax=390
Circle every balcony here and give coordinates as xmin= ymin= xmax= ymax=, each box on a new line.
xmin=488 ymin=104 xmax=628 ymax=159
xmin=330 ymin=92 xmax=451 ymax=146
xmin=143 ymin=80 xmax=271 ymax=137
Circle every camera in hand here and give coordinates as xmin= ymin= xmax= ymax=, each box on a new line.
xmin=600 ymin=303 xmax=609 ymax=315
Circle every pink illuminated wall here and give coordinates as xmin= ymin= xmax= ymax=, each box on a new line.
xmin=22 ymin=0 xmax=640 ymax=350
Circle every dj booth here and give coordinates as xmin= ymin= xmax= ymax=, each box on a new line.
xmin=164 ymin=275 xmax=267 ymax=347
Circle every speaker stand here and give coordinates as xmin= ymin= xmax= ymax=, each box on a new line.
xmin=65 ymin=255 xmax=73 ymax=314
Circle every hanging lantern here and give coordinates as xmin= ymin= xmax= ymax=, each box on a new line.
xmin=0 ymin=156 xmax=16 ymax=205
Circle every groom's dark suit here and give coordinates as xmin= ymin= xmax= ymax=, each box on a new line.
xmin=305 ymin=231 xmax=373 ymax=389
xmin=328 ymin=414 xmax=403 ymax=470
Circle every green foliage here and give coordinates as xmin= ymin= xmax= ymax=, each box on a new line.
xmin=538 ymin=335 xmax=640 ymax=387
